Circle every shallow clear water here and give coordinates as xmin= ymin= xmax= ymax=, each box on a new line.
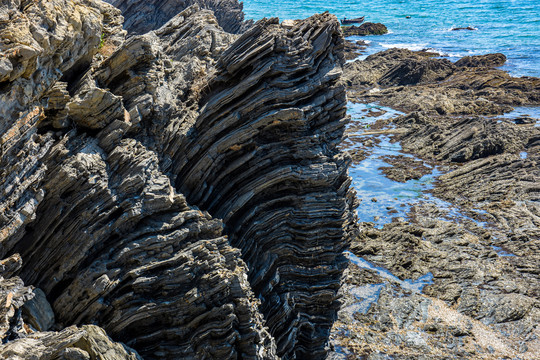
xmin=492 ymin=246 xmax=517 ymax=257
xmin=337 ymin=102 xmax=495 ymax=319
xmin=498 ymin=106 xmax=540 ymax=127
xmin=344 ymin=102 xmax=489 ymax=228
xmin=339 ymin=250 xmax=433 ymax=318
xmin=243 ymin=0 xmax=540 ymax=77
xmin=345 ymin=251 xmax=434 ymax=293
xmin=342 ymin=283 xmax=385 ymax=315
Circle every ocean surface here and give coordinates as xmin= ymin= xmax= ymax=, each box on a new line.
xmin=243 ymin=0 xmax=540 ymax=77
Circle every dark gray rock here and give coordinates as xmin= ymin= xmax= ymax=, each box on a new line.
xmin=0 ymin=255 xmax=141 ymax=360
xmin=344 ymin=48 xmax=540 ymax=115
xmin=342 ymin=22 xmax=388 ymax=36
xmin=21 ymin=288 xmax=55 ymax=332
xmin=451 ymin=26 xmax=477 ymax=31
xmin=343 ymin=48 xmax=455 ymax=88
xmin=338 ymin=42 xmax=540 ymax=360
xmin=172 ymin=14 xmax=357 ymax=359
xmin=105 ymin=0 xmax=254 ymax=34
xmin=455 ymin=53 xmax=507 ymax=68
xmin=1 ymin=1 xmax=353 ymax=359
xmin=394 ymin=114 xmax=534 ymax=162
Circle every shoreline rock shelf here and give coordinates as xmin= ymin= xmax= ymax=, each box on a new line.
xmin=0 ymin=0 xmax=355 ymax=359
xmin=334 ymin=37 xmax=540 ymax=359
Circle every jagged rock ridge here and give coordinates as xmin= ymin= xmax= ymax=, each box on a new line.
xmin=174 ymin=16 xmax=357 ymax=359
xmin=0 ymin=254 xmax=143 ymax=360
xmin=91 ymin=7 xmax=357 ymax=358
xmin=1 ymin=0 xmax=354 ymax=359
xmin=104 ymin=0 xmax=254 ymax=34
xmin=1 ymin=1 xmax=277 ymax=358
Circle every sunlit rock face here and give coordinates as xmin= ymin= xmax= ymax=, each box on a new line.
xmin=0 ymin=1 xmax=353 ymax=359
xmin=104 ymin=0 xmax=254 ymax=34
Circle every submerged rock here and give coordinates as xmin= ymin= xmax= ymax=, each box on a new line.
xmin=451 ymin=26 xmax=477 ymax=31
xmin=378 ymin=155 xmax=432 ymax=182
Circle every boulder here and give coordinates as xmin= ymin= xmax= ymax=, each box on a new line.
xmin=455 ymin=53 xmax=507 ymax=68
xmin=342 ymin=22 xmax=388 ymax=36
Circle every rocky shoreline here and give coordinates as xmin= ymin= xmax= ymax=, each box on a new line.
xmin=1 ymin=1 xmax=539 ymax=359
xmin=332 ymin=38 xmax=539 ymax=359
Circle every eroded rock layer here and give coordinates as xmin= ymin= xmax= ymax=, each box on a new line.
xmin=105 ymin=0 xmax=253 ymax=34
xmin=334 ymin=40 xmax=540 ymax=358
xmin=1 ymin=2 xmax=278 ymax=358
xmin=0 ymin=254 xmax=143 ymax=360
xmin=1 ymin=0 xmax=353 ymax=359
xmin=173 ymin=15 xmax=357 ymax=359
xmin=0 ymin=0 xmax=124 ymax=272
xmin=343 ymin=48 xmax=540 ymax=115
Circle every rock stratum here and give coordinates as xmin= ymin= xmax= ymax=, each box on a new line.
xmin=104 ymin=0 xmax=253 ymax=34
xmin=0 ymin=0 xmax=356 ymax=359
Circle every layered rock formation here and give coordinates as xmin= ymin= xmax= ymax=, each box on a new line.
xmin=334 ymin=40 xmax=540 ymax=358
xmin=92 ymin=6 xmax=356 ymax=357
xmin=172 ymin=16 xmax=357 ymax=359
xmin=344 ymin=48 xmax=540 ymax=115
xmin=1 ymin=0 xmax=354 ymax=359
xmin=0 ymin=254 xmax=143 ymax=360
xmin=104 ymin=0 xmax=253 ymax=34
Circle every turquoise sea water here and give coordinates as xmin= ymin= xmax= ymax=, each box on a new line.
xmin=243 ymin=0 xmax=540 ymax=77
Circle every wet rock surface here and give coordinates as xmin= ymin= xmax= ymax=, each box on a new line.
xmin=343 ymin=40 xmax=369 ymax=60
xmin=334 ymin=39 xmax=540 ymax=359
xmin=1 ymin=1 xmax=354 ymax=359
xmin=344 ymin=48 xmax=540 ymax=115
xmin=379 ymin=155 xmax=432 ymax=183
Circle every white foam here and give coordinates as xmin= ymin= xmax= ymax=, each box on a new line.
xmin=446 ymin=52 xmax=466 ymax=58
xmin=378 ymin=43 xmax=471 ymax=59
xmin=380 ymin=42 xmax=429 ymax=51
